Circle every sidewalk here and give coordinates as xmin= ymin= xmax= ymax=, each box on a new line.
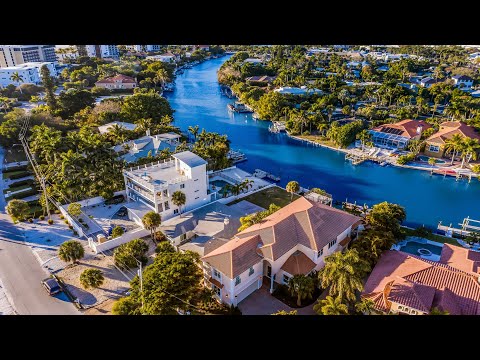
xmin=0 ymin=278 xmax=16 ymax=315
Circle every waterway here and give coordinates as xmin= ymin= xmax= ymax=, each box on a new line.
xmin=165 ymin=56 xmax=479 ymax=228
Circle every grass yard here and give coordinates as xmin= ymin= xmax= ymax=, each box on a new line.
xmin=2 ymin=170 xmax=26 ymax=179
xmin=402 ymin=226 xmax=461 ymax=246
xmin=4 ymin=149 xmax=27 ymax=163
xmin=227 ymin=186 xmax=300 ymax=209
xmin=26 ymin=205 xmax=44 ymax=217
xmin=3 ymin=184 xmax=31 ymax=194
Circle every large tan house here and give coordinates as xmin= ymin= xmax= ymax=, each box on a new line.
xmin=362 ymin=244 xmax=480 ymax=315
xmin=369 ymin=119 xmax=432 ymax=149
xmin=424 ymin=121 xmax=480 ymax=158
xmin=201 ymin=196 xmax=362 ymax=306
xmin=95 ymin=74 xmax=137 ymax=90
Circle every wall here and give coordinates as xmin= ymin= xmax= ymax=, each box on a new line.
xmin=58 ymin=205 xmax=84 ymax=238
xmin=66 ymin=190 xmax=126 ymax=209
xmin=88 ymin=228 xmax=150 ymax=253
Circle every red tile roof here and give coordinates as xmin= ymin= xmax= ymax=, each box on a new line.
xmin=96 ymin=74 xmax=137 ymax=84
xmin=439 ymin=243 xmax=480 ymax=274
xmin=362 ymin=249 xmax=480 ymax=315
xmin=426 ymin=121 xmax=480 ymax=144
xmin=372 ymin=119 xmax=432 ymax=139
xmin=280 ymin=250 xmax=316 ymax=275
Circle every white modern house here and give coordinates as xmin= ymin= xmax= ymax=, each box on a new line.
xmin=123 ymin=151 xmax=210 ymax=224
xmin=451 ymin=75 xmax=473 ymax=89
xmin=146 ymin=53 xmax=178 ymax=63
xmin=202 ymin=197 xmax=362 ymax=306
xmin=0 ymin=62 xmax=57 ymax=88
xmin=274 ymin=86 xmax=323 ymax=96
xmin=126 ymin=45 xmax=162 ymax=52
xmin=114 ymin=132 xmax=181 ymax=163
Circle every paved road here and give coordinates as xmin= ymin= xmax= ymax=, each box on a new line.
xmin=0 ymin=148 xmax=79 ymax=315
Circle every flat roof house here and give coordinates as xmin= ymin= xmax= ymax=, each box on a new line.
xmin=369 ymin=119 xmax=432 ymax=149
xmin=362 ymin=244 xmax=480 ymax=315
xmin=424 ymin=121 xmax=480 ymax=158
xmin=95 ymin=74 xmax=137 ymax=90
xmin=451 ymin=74 xmax=474 ymax=89
xmin=113 ymin=132 xmax=181 ymax=163
xmin=201 ymin=197 xmax=361 ymax=306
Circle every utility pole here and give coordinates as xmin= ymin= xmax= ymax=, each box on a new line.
xmin=135 ymin=258 xmax=144 ymax=313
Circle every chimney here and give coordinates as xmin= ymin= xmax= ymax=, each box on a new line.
xmin=146 ymin=129 xmax=151 ymax=136
xmin=416 ymin=125 xmax=423 ymax=135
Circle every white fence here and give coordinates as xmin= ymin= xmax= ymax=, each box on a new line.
xmin=88 ymin=228 xmax=150 ymax=253
xmin=58 ymin=205 xmax=85 ymax=238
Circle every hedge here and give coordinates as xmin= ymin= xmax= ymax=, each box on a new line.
xmin=105 ymin=194 xmax=125 ymax=205
xmin=5 ymin=188 xmax=39 ymax=200
xmin=2 ymin=164 xmax=28 ymax=173
xmin=9 ymin=179 xmax=35 ymax=187
xmin=8 ymin=171 xmax=31 ymax=180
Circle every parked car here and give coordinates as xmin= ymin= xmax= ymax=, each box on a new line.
xmin=41 ymin=277 xmax=62 ymax=296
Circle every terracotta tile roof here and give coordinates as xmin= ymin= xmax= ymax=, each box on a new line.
xmin=372 ymin=119 xmax=432 ymax=139
xmin=280 ymin=250 xmax=316 ymax=275
xmin=202 ymin=234 xmax=263 ymax=278
xmin=95 ymin=74 xmax=136 ymax=84
xmin=439 ymin=243 xmax=480 ymax=274
xmin=237 ymin=197 xmax=360 ymax=261
xmin=208 ymin=277 xmax=224 ymax=289
xmin=426 ymin=121 xmax=480 ymax=144
xmin=362 ymin=249 xmax=480 ymax=315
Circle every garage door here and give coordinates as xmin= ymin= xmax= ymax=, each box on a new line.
xmin=236 ymin=280 xmax=259 ymax=304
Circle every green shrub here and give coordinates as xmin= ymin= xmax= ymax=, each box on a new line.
xmin=64 ymin=219 xmax=69 ymax=224
xmin=111 ymin=226 xmax=125 ymax=239
xmin=114 ymin=239 xmax=149 ymax=270
xmin=28 ymin=218 xmax=33 ymax=223
xmin=105 ymin=194 xmax=125 ymax=205
xmin=39 ymin=215 xmax=45 ymax=220
xmin=48 ymin=219 xmax=54 ymax=225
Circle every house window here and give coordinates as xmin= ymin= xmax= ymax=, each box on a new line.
xmin=283 ymin=274 xmax=290 ymax=284
xmin=180 ymin=184 xmax=185 ymax=189
xmin=249 ymin=267 xmax=254 ymax=276
xmin=194 ymin=179 xmax=199 ymax=181
xmin=411 ymin=310 xmax=417 ymax=315
xmin=163 ymin=190 xmax=168 ymax=197
xmin=235 ymin=276 xmax=241 ymax=286
xmin=317 ymin=248 xmax=324 ymax=257
xmin=328 ymin=239 xmax=337 ymax=249
xmin=212 ymin=284 xmax=221 ymax=297
xmin=180 ymin=233 xmax=187 ymax=241
xmin=398 ymin=305 xmax=403 ymax=311
xmin=213 ymin=268 xmax=221 ymax=279
xmin=173 ymin=209 xmax=179 ymax=215
xmin=429 ymin=144 xmax=440 ymax=153
xmin=164 ymin=201 xmax=170 ymax=210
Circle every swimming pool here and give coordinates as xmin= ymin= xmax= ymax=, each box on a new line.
xmin=400 ymin=239 xmax=443 ymax=256
xmin=417 ymin=155 xmax=446 ymax=164
xmin=210 ymin=180 xmax=230 ymax=189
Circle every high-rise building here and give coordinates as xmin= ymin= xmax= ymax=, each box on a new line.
xmin=0 ymin=45 xmax=57 ymax=68
xmin=75 ymin=45 xmax=119 ymax=59
xmin=125 ymin=45 xmax=162 ymax=52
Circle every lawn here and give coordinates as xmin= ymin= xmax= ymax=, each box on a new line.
xmin=227 ymin=186 xmax=300 ymax=209
xmin=4 ymin=149 xmax=27 ymax=163
xmin=2 ymin=170 xmax=25 ymax=179
xmin=3 ymin=184 xmax=32 ymax=194
xmin=402 ymin=226 xmax=460 ymax=246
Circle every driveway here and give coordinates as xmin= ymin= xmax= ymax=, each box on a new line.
xmin=238 ymin=286 xmax=317 ymax=315
xmin=0 ymin=147 xmax=79 ymax=315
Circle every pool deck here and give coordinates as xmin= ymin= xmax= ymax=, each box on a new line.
xmin=392 ymin=236 xmax=443 ymax=261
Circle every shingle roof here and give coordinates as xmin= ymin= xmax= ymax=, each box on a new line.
xmin=280 ymin=250 xmax=316 ymax=275
xmin=426 ymin=121 xmax=480 ymax=144
xmin=172 ymin=151 xmax=207 ymax=167
xmin=236 ymin=197 xmax=360 ymax=261
xmin=202 ymin=234 xmax=263 ymax=278
xmin=372 ymin=119 xmax=432 ymax=139
xmin=95 ymin=74 xmax=136 ymax=84
xmin=362 ymin=249 xmax=480 ymax=315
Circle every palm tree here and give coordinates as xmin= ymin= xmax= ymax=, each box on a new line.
xmin=153 ymin=68 xmax=169 ymax=90
xmin=142 ymin=211 xmax=161 ymax=243
xmin=318 ymin=249 xmax=370 ymax=303
xmin=188 ymin=125 xmax=200 ymax=141
xmin=288 ymin=274 xmax=315 ymax=306
xmin=444 ymin=134 xmax=464 ymax=165
xmin=286 ymin=181 xmax=300 ymax=202
xmin=460 ymin=137 xmax=480 ymax=168
xmin=10 ymin=72 xmax=24 ymax=93
xmin=171 ymin=190 xmax=186 ymax=217
xmin=108 ymin=124 xmax=126 ymax=144
xmin=313 ymin=295 xmax=349 ymax=315
xmin=355 ymin=297 xmax=376 ymax=315
xmin=356 ymin=129 xmax=372 ymax=151
xmin=135 ymin=118 xmax=153 ymax=134
xmin=326 ymin=105 xmax=335 ymax=123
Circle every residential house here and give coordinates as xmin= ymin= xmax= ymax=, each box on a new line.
xmin=146 ymin=53 xmax=179 ymax=63
xmin=114 ymin=132 xmax=181 ymax=163
xmin=362 ymin=244 xmax=480 ymax=315
xmin=98 ymin=121 xmax=137 ymax=135
xmin=420 ymin=76 xmax=443 ymax=88
xmin=245 ymin=75 xmax=276 ymax=86
xmin=424 ymin=121 xmax=480 ymax=158
xmin=201 ymin=197 xmax=362 ymax=306
xmin=123 ymin=151 xmax=209 ymax=223
xmin=243 ymin=58 xmax=263 ymax=64
xmin=369 ymin=119 xmax=432 ymax=149
xmin=451 ymin=75 xmax=474 ymax=89
xmin=274 ymin=86 xmax=323 ymax=96
xmin=197 ymin=45 xmax=210 ymax=51
xmin=0 ymin=62 xmax=57 ymax=88
xmin=95 ymin=74 xmax=137 ymax=90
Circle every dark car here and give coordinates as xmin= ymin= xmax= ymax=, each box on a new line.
xmin=41 ymin=277 xmax=62 ymax=296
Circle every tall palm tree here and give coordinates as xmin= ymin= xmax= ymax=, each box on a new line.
xmin=10 ymin=72 xmax=24 ymax=93
xmin=355 ymin=297 xmax=376 ymax=315
xmin=188 ymin=125 xmax=200 ymax=141
xmin=313 ymin=295 xmax=349 ymax=315
xmin=288 ymin=274 xmax=315 ymax=307
xmin=171 ymin=190 xmax=186 ymax=217
xmin=153 ymin=68 xmax=169 ymax=90
xmin=142 ymin=211 xmax=161 ymax=243
xmin=460 ymin=137 xmax=480 ymax=168
xmin=318 ymin=249 xmax=371 ymax=303
xmin=356 ymin=129 xmax=372 ymax=151
xmin=286 ymin=181 xmax=300 ymax=202
xmin=444 ymin=134 xmax=465 ymax=165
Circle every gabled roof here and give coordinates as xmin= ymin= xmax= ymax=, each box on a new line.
xmin=280 ymin=250 xmax=316 ymax=275
xmin=95 ymin=74 xmax=136 ymax=84
xmin=440 ymin=243 xmax=480 ymax=274
xmin=236 ymin=197 xmax=360 ymax=261
xmin=362 ymin=249 xmax=480 ymax=315
xmin=426 ymin=121 xmax=480 ymax=144
xmin=371 ymin=119 xmax=432 ymax=139
xmin=202 ymin=234 xmax=263 ymax=278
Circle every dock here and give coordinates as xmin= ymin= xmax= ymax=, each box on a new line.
xmin=268 ymin=121 xmax=286 ymax=133
xmin=227 ymin=149 xmax=247 ymax=164
xmin=253 ymin=169 xmax=280 ymax=182
xmin=437 ymin=217 xmax=480 ymax=237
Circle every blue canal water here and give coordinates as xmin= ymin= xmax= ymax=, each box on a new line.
xmin=165 ymin=56 xmax=479 ymax=228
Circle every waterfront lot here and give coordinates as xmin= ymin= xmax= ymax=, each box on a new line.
xmin=228 ymin=186 xmax=300 ymax=209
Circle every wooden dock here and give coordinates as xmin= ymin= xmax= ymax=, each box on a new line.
xmin=437 ymin=216 xmax=480 ymax=237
